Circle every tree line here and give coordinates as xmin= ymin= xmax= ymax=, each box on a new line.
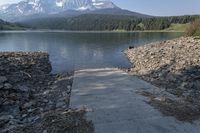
xmin=0 ymin=19 xmax=27 ymax=30
xmin=13 ymin=14 xmax=200 ymax=31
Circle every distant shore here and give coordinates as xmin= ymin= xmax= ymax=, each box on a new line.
xmin=0 ymin=29 xmax=185 ymax=33
xmin=125 ymin=37 xmax=200 ymax=121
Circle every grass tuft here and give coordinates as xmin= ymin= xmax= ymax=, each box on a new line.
xmin=185 ymin=19 xmax=200 ymax=37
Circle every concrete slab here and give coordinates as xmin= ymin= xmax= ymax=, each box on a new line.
xmin=70 ymin=68 xmax=200 ymax=133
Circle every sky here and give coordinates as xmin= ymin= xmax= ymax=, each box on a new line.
xmin=0 ymin=0 xmax=200 ymax=16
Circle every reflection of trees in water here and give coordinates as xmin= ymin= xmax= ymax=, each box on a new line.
xmin=0 ymin=32 xmax=183 ymax=72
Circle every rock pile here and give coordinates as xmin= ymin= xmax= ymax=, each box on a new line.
xmin=0 ymin=52 xmax=52 ymax=75
xmin=0 ymin=52 xmax=93 ymax=133
xmin=125 ymin=37 xmax=200 ymax=106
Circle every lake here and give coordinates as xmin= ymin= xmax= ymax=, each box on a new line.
xmin=0 ymin=31 xmax=182 ymax=73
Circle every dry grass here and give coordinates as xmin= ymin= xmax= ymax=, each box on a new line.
xmin=185 ymin=19 xmax=200 ymax=36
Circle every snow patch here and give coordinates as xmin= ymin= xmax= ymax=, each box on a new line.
xmin=56 ymin=2 xmax=63 ymax=7
xmin=93 ymin=2 xmax=104 ymax=6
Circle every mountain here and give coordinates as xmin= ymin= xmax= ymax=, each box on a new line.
xmin=0 ymin=0 xmax=118 ymax=21
xmin=0 ymin=0 xmax=152 ymax=31
xmin=89 ymin=8 xmax=150 ymax=17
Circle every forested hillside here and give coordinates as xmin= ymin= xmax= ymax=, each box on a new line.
xmin=0 ymin=19 xmax=28 ymax=30
xmin=22 ymin=14 xmax=200 ymax=31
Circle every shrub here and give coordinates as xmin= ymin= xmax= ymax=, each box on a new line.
xmin=185 ymin=19 xmax=200 ymax=36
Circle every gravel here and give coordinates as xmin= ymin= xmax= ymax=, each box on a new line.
xmin=0 ymin=52 xmax=93 ymax=133
xmin=125 ymin=37 xmax=200 ymax=121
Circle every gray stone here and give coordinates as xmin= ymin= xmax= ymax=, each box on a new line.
xmin=43 ymin=130 xmax=48 ymax=133
xmin=27 ymin=109 xmax=33 ymax=113
xmin=0 ymin=76 xmax=7 ymax=83
xmin=0 ymin=115 xmax=14 ymax=122
xmin=0 ymin=118 xmax=9 ymax=128
xmin=43 ymin=99 xmax=49 ymax=103
xmin=22 ymin=114 xmax=28 ymax=118
xmin=42 ymin=130 xmax=48 ymax=133
xmin=17 ymin=85 xmax=30 ymax=92
xmin=179 ymin=82 xmax=188 ymax=90
xmin=4 ymin=83 xmax=13 ymax=89
xmin=67 ymin=85 xmax=71 ymax=90
xmin=0 ymin=84 xmax=3 ymax=89
xmin=56 ymin=101 xmax=66 ymax=108
xmin=27 ymin=116 xmax=40 ymax=123
xmin=192 ymin=81 xmax=200 ymax=90
xmin=23 ymin=102 xmax=33 ymax=108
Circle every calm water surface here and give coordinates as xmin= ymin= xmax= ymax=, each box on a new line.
xmin=0 ymin=31 xmax=182 ymax=73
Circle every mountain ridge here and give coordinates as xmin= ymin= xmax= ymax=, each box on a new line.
xmin=0 ymin=0 xmax=120 ymax=21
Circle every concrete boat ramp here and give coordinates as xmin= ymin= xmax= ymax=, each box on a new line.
xmin=70 ymin=68 xmax=200 ymax=133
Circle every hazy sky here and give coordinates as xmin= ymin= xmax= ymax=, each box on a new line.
xmin=0 ymin=0 xmax=200 ymax=16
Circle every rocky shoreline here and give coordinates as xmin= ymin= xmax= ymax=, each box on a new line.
xmin=125 ymin=37 xmax=200 ymax=121
xmin=0 ymin=52 xmax=93 ymax=133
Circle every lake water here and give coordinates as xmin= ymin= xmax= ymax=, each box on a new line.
xmin=0 ymin=31 xmax=182 ymax=73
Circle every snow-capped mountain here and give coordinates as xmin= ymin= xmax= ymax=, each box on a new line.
xmin=0 ymin=0 xmax=118 ymax=20
xmin=0 ymin=4 xmax=11 ymax=11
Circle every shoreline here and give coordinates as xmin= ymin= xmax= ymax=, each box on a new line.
xmin=0 ymin=29 xmax=185 ymax=33
xmin=124 ymin=37 xmax=200 ymax=121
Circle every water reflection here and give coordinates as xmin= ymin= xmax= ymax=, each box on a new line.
xmin=0 ymin=32 xmax=182 ymax=73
